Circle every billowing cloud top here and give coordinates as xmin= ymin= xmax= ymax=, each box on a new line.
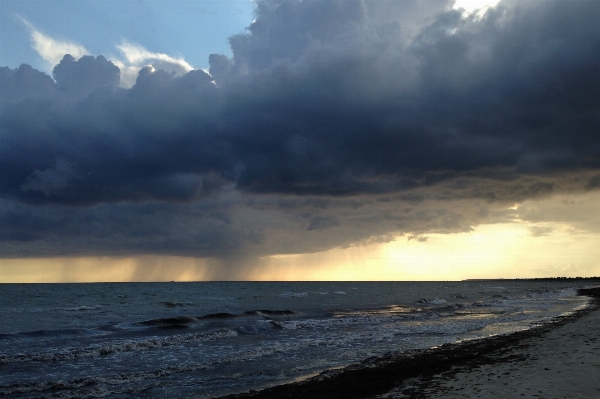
xmin=1 ymin=0 xmax=600 ymax=259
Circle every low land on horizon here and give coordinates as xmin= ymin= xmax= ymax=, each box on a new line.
xmin=2 ymin=276 xmax=600 ymax=284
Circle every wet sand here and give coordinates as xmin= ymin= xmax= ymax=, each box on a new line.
xmin=219 ymin=287 xmax=600 ymax=399
xmin=378 ymin=286 xmax=600 ymax=398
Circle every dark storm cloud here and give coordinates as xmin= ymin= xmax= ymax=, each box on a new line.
xmin=1 ymin=0 xmax=600 ymax=258
xmin=307 ymin=215 xmax=340 ymax=231
xmin=215 ymin=0 xmax=600 ymax=195
xmin=53 ymin=55 xmax=120 ymax=97
xmin=407 ymin=234 xmax=428 ymax=242
xmin=1 ymin=57 xmax=228 ymax=205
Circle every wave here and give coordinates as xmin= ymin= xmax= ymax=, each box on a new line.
xmin=159 ymin=301 xmax=193 ymax=307
xmin=244 ymin=309 xmax=295 ymax=317
xmin=271 ymin=311 xmax=443 ymax=331
xmin=0 ymin=337 xmax=301 ymax=398
xmin=125 ymin=310 xmax=296 ymax=331
xmin=58 ymin=305 xmax=102 ymax=311
xmin=417 ymin=298 xmax=447 ymax=305
xmin=280 ymin=292 xmax=308 ymax=297
xmin=198 ymin=312 xmax=237 ymax=320
xmin=314 ymin=291 xmax=347 ymax=295
xmin=198 ymin=310 xmax=295 ymax=320
xmin=0 ymin=328 xmax=238 ymax=365
xmin=278 ymin=287 xmax=362 ymax=299
xmin=0 ymin=328 xmax=105 ymax=340
xmin=137 ymin=316 xmax=199 ymax=327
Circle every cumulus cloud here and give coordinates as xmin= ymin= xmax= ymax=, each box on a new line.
xmin=2 ymin=0 xmax=600 ymax=259
xmin=0 ymin=63 xmax=57 ymax=102
xmin=53 ymin=54 xmax=120 ymax=96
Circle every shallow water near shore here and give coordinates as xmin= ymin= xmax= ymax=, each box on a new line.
xmin=0 ymin=281 xmax=593 ymax=398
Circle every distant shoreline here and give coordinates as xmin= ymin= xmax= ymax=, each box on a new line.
xmin=465 ymin=277 xmax=600 ymax=281
xmin=219 ymin=286 xmax=600 ymax=399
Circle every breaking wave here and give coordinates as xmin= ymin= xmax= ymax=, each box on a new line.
xmin=0 ymin=328 xmax=238 ymax=365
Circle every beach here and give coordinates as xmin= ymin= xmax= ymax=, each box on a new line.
xmin=220 ymin=286 xmax=600 ymax=399
xmin=380 ymin=286 xmax=600 ymax=398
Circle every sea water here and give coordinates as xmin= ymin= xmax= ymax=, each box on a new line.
xmin=0 ymin=280 xmax=592 ymax=398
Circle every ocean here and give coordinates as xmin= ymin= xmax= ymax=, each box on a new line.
xmin=0 ymin=281 xmax=592 ymax=398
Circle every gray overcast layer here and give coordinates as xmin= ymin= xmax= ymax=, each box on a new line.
xmin=1 ymin=0 xmax=599 ymax=258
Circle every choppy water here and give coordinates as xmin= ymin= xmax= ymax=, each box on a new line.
xmin=0 ymin=281 xmax=593 ymax=398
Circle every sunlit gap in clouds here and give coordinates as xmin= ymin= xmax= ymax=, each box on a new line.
xmin=453 ymin=0 xmax=501 ymax=14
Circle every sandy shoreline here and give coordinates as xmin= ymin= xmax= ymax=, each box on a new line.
xmin=379 ymin=286 xmax=600 ymax=398
xmin=218 ymin=286 xmax=600 ymax=399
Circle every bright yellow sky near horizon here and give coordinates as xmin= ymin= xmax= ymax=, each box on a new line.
xmin=2 ymin=191 xmax=599 ymax=283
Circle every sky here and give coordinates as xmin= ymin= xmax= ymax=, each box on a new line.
xmin=1 ymin=0 xmax=599 ymax=282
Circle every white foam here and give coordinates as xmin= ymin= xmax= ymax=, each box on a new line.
xmin=0 ymin=328 xmax=238 ymax=364
xmin=418 ymin=298 xmax=447 ymax=305
xmin=314 ymin=291 xmax=347 ymax=295
xmin=58 ymin=305 xmax=102 ymax=311
xmin=280 ymin=292 xmax=308 ymax=298
xmin=273 ymin=311 xmax=442 ymax=331
xmin=0 ymin=336 xmax=312 ymax=397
